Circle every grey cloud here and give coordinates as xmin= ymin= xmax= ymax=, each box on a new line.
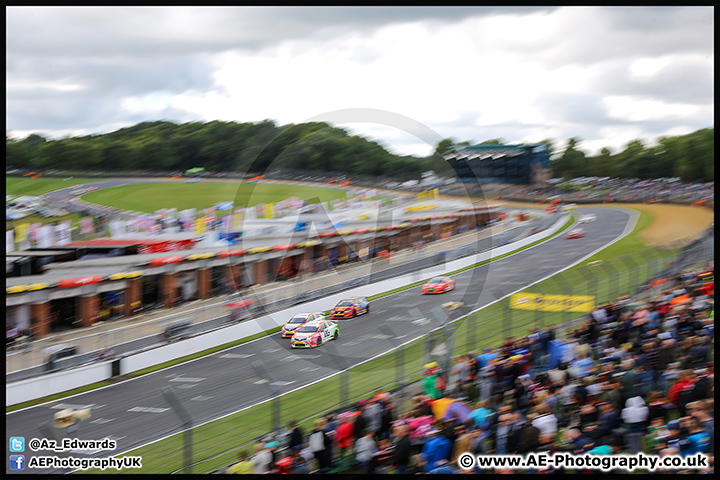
xmin=7 ymin=87 xmax=190 ymax=133
xmin=602 ymin=6 xmax=712 ymax=33
xmin=7 ymin=53 xmax=216 ymax=100
xmin=504 ymin=7 xmax=713 ymax=68
xmin=534 ymin=93 xmax=613 ymax=126
xmin=7 ymin=7 xmax=559 ymax=59
xmin=8 ymin=91 xmax=123 ymax=132
xmin=588 ymin=58 xmax=713 ymax=105
xmin=435 ymin=119 xmax=553 ymax=146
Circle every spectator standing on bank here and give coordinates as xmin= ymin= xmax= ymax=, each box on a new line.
xmin=355 ymin=429 xmax=377 ymax=475
xmin=364 ymin=396 xmax=383 ymax=436
xmin=621 ymin=396 xmax=649 ymax=454
xmin=391 ymin=424 xmax=411 ymax=474
xmin=226 ymin=450 xmax=253 ymax=474
xmin=421 ymin=428 xmax=452 ymax=473
xmin=250 ymin=442 xmax=272 ymax=474
xmin=354 ymin=402 xmax=368 ymax=442
xmin=287 ymin=419 xmax=303 ymax=452
xmin=422 ymin=362 xmax=442 ymax=399
xmin=686 ymin=416 xmax=711 ymax=456
xmin=334 ymin=413 xmax=354 ymax=459
xmin=309 ymin=418 xmax=332 ymax=472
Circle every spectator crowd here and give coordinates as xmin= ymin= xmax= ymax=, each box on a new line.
xmin=478 ymin=177 xmax=714 ymax=205
xmin=222 ymin=263 xmax=714 ymax=474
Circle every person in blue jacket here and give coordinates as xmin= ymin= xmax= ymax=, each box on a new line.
xmin=421 ymin=428 xmax=452 ymax=473
xmin=686 ymin=417 xmax=710 ymax=456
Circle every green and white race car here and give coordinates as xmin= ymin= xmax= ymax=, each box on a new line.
xmin=290 ymin=319 xmax=340 ymax=348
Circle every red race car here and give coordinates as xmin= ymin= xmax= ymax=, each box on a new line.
xmin=330 ymin=297 xmax=369 ymax=319
xmin=565 ymin=228 xmax=585 ymax=239
xmin=422 ymin=276 xmax=455 ymax=294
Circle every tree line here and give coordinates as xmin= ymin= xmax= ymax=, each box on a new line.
xmin=5 ymin=120 xmax=713 ymax=183
xmin=5 ymin=120 xmax=447 ymax=181
xmin=550 ymin=129 xmax=713 ymax=182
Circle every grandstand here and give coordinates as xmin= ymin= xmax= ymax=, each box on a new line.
xmin=445 ymin=143 xmax=552 ymax=186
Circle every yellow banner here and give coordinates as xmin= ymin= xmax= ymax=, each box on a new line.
xmin=265 ymin=202 xmax=275 ymax=219
xmin=195 ymin=216 xmax=206 ymax=234
xmin=415 ymin=189 xmax=439 ymax=202
xmin=27 ymin=282 xmax=50 ymax=291
xmin=15 ymin=223 xmax=29 ymax=243
xmin=231 ymin=209 xmax=245 ymax=230
xmin=406 ymin=204 xmax=436 ymax=212
xmin=510 ymin=293 xmax=595 ymax=313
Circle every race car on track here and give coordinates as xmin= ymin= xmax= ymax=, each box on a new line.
xmin=579 ymin=213 xmax=597 ymax=223
xmin=422 ymin=276 xmax=455 ymax=294
xmin=290 ymin=319 xmax=339 ymax=348
xmin=330 ymin=297 xmax=369 ymax=319
xmin=281 ymin=312 xmax=324 ymax=338
xmin=565 ymin=228 xmax=585 ymax=239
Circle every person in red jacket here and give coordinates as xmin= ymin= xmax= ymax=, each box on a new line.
xmin=667 ymin=369 xmax=695 ymax=406
xmin=699 ymin=278 xmax=713 ymax=296
xmin=333 ymin=413 xmax=355 ymax=460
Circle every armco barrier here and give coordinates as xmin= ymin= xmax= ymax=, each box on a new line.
xmin=6 ymin=214 xmax=570 ymax=406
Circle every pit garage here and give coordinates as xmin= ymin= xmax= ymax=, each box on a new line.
xmin=142 ymin=274 xmax=162 ymax=309
xmin=49 ymin=297 xmax=78 ymax=332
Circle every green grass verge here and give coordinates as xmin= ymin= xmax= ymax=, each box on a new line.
xmin=6 ymin=177 xmax=106 ymax=234
xmin=80 ymin=182 xmax=348 ymax=213
xmin=6 ymin=176 xmax=99 ymax=196
xmin=584 ymin=205 xmax=655 ymax=260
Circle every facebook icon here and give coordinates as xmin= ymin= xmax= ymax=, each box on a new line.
xmin=10 ymin=455 xmax=25 ymax=470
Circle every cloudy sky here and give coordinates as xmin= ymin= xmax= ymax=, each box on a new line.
xmin=6 ymin=6 xmax=714 ymax=158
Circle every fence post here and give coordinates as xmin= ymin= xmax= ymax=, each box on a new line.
xmin=325 ymin=341 xmax=351 ymax=408
xmin=493 ymin=289 xmax=509 ymax=341
xmin=621 ymin=255 xmax=637 ymax=296
xmin=601 ymin=261 xmax=617 ymax=302
xmin=553 ymin=274 xmax=573 ymax=331
xmin=379 ymin=324 xmax=404 ymax=392
xmin=251 ymin=360 xmax=282 ymax=435
xmin=162 ymin=388 xmax=194 ymax=474
xmin=397 ymin=346 xmax=405 ymax=395
xmin=587 ymin=261 xmax=602 ymax=306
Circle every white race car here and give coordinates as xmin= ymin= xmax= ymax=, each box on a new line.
xmin=290 ymin=319 xmax=339 ymax=348
xmin=281 ymin=312 xmax=325 ymax=338
xmin=579 ymin=213 xmax=597 ymax=223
